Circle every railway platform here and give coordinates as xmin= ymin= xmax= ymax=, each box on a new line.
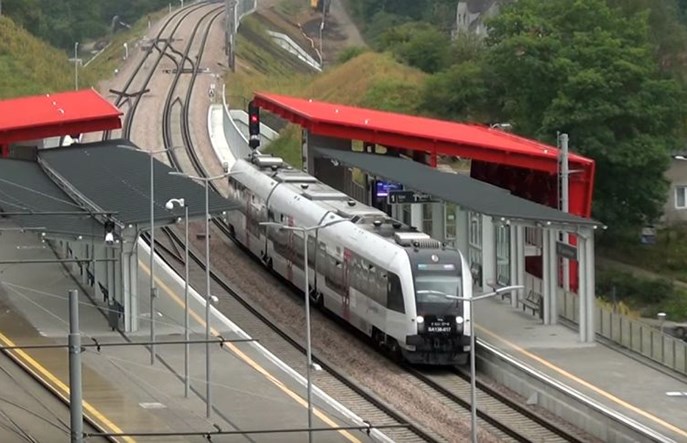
xmin=475 ymin=295 xmax=687 ymax=442
xmin=0 ymin=228 xmax=382 ymax=442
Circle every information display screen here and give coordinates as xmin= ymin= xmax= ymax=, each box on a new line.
xmin=375 ymin=180 xmax=403 ymax=197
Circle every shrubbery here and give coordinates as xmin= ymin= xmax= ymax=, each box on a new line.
xmin=596 ymin=268 xmax=687 ymax=320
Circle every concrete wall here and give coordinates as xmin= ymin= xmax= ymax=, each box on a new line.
xmin=477 ymin=341 xmax=672 ymax=443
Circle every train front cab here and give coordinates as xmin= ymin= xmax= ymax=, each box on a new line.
xmin=402 ymin=250 xmax=471 ymax=366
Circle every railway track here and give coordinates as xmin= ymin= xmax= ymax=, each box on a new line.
xmin=150 ymin=226 xmax=432 ymax=442
xmin=102 ymin=2 xmax=209 ymax=141
xmin=407 ymin=366 xmax=584 ymax=442
xmin=107 ymin=3 xmax=434 ymax=442
xmin=112 ymin=4 xmax=591 ymax=442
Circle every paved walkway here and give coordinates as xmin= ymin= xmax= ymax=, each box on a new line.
xmin=475 ymin=295 xmax=687 ymax=443
xmin=0 ymin=228 xmax=380 ymax=442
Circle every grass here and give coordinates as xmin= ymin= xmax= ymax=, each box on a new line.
xmin=226 ymin=19 xmax=427 ymax=163
xmin=0 ymin=17 xmax=88 ymax=98
xmin=0 ymin=8 xmax=168 ymax=99
xmin=597 ymin=225 xmax=687 ymax=320
xmin=264 ymin=124 xmax=302 ymax=168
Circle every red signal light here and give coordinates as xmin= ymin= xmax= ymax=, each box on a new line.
xmin=250 ymin=115 xmax=258 ymax=123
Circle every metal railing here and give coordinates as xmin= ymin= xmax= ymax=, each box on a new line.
xmin=559 ymin=290 xmax=687 ymax=376
xmin=523 ymin=274 xmax=687 ymax=375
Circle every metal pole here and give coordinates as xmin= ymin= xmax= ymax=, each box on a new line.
xmin=184 ymin=204 xmax=190 ymax=398
xmin=150 ymin=154 xmax=156 ymax=365
xmin=470 ymin=300 xmax=477 ymax=443
xmin=74 ymin=42 xmax=79 ymax=90
xmin=560 ymin=133 xmax=570 ymax=291
xmin=205 ymin=180 xmax=212 ymax=418
xmin=319 ymin=20 xmax=324 ymax=68
xmin=304 ymin=228 xmax=313 ymax=443
xmin=68 ymin=290 xmax=83 ymax=443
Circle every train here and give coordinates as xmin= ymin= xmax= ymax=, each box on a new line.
xmin=225 ymin=153 xmax=473 ymax=365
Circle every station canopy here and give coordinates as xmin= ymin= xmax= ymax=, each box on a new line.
xmin=0 ymin=140 xmax=239 ymax=238
xmin=38 ymin=140 xmax=240 ymax=226
xmin=0 ymin=90 xmax=122 ymax=145
xmin=0 ymin=159 xmax=102 ymax=237
xmin=315 ymin=148 xmax=600 ymax=227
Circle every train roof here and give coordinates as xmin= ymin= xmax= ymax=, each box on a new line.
xmin=242 ymin=154 xmax=444 ymax=249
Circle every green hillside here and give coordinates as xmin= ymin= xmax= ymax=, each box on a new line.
xmin=229 ymin=41 xmax=427 ymax=166
xmin=0 ymin=17 xmax=96 ymax=99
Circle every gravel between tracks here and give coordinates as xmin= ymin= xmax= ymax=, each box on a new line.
xmin=196 ymin=223 xmax=500 ymax=443
xmin=112 ymin=5 xmax=503 ymax=443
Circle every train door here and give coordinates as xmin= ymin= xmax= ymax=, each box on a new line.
xmin=342 ymin=248 xmax=351 ymax=321
xmin=286 ymin=225 xmax=294 ymax=283
xmin=244 ymin=194 xmax=251 ymax=249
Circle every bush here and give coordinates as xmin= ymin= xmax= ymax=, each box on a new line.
xmin=595 ymin=268 xmax=687 ymax=320
xmin=337 ymin=46 xmax=368 ymax=64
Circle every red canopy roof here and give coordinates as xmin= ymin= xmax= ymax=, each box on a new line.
xmin=0 ymin=89 xmax=121 ymax=145
xmin=253 ymin=92 xmax=593 ymax=172
xmin=253 ymin=92 xmax=595 ymax=216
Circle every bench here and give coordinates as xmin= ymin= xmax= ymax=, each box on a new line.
xmin=521 ymin=290 xmax=542 ymax=318
xmin=487 ymin=275 xmax=512 ymax=301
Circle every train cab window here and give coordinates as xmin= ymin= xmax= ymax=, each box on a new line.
xmin=267 ymin=209 xmax=275 ymax=221
xmin=387 ymin=273 xmax=405 ymax=313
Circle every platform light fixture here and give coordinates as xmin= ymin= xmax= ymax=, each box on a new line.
xmin=260 ymin=216 xmax=351 ymax=443
xmin=165 ymin=197 xmax=190 ymax=397
xmin=445 ymin=284 xmax=524 ymax=443
xmin=117 ymin=144 xmax=179 ymax=365
xmin=169 ymin=170 xmax=237 ymax=419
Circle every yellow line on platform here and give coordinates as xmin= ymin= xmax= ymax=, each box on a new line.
xmin=478 ymin=325 xmax=687 ymax=439
xmin=140 ymin=260 xmax=361 ymax=443
xmin=0 ymin=331 xmax=135 ymax=443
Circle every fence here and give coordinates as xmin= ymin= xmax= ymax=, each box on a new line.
xmin=558 ymin=289 xmax=687 ymax=376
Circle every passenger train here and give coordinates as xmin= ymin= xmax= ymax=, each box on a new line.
xmin=225 ymin=153 xmax=473 ymax=365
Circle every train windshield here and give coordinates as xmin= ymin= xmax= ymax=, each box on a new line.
xmin=415 ymin=275 xmax=461 ymax=304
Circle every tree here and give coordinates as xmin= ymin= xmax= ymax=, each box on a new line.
xmin=378 ymin=22 xmax=451 ymax=73
xmin=421 ymin=62 xmax=488 ymax=121
xmin=480 ymin=0 xmax=686 ymax=228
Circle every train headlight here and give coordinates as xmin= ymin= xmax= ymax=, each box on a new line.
xmin=455 ymin=316 xmax=464 ymax=325
xmin=416 ymin=316 xmax=424 ymax=324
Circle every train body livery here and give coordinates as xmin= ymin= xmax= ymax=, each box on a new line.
xmin=225 ymin=154 xmax=473 ymax=365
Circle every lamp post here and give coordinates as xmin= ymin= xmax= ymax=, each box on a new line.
xmin=446 ymin=284 xmax=523 ymax=443
xmin=74 ymin=42 xmax=79 ymax=90
xmin=170 ymin=171 xmax=233 ymax=418
xmin=318 ymin=18 xmax=325 ymax=68
xmin=117 ymin=145 xmax=178 ymax=364
xmin=260 ymin=217 xmax=350 ymax=443
xmin=166 ymin=198 xmax=189 ymax=397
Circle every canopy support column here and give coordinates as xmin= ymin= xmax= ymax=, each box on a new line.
xmin=431 ymin=202 xmax=444 ymax=242
xmin=578 ymin=229 xmax=596 ymax=343
xmin=119 ymin=230 xmax=138 ymax=332
xmin=542 ymin=228 xmax=558 ymax=325
xmin=481 ymin=215 xmax=495 ymax=289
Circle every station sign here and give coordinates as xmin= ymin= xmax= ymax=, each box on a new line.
xmin=387 ymin=190 xmax=437 ymax=204
xmin=556 ymin=241 xmax=578 ymax=260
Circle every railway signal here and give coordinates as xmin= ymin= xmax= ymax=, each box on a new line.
xmin=248 ymin=100 xmax=260 ymax=150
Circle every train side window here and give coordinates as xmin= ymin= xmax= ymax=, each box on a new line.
xmin=387 ymin=273 xmax=405 ymax=313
